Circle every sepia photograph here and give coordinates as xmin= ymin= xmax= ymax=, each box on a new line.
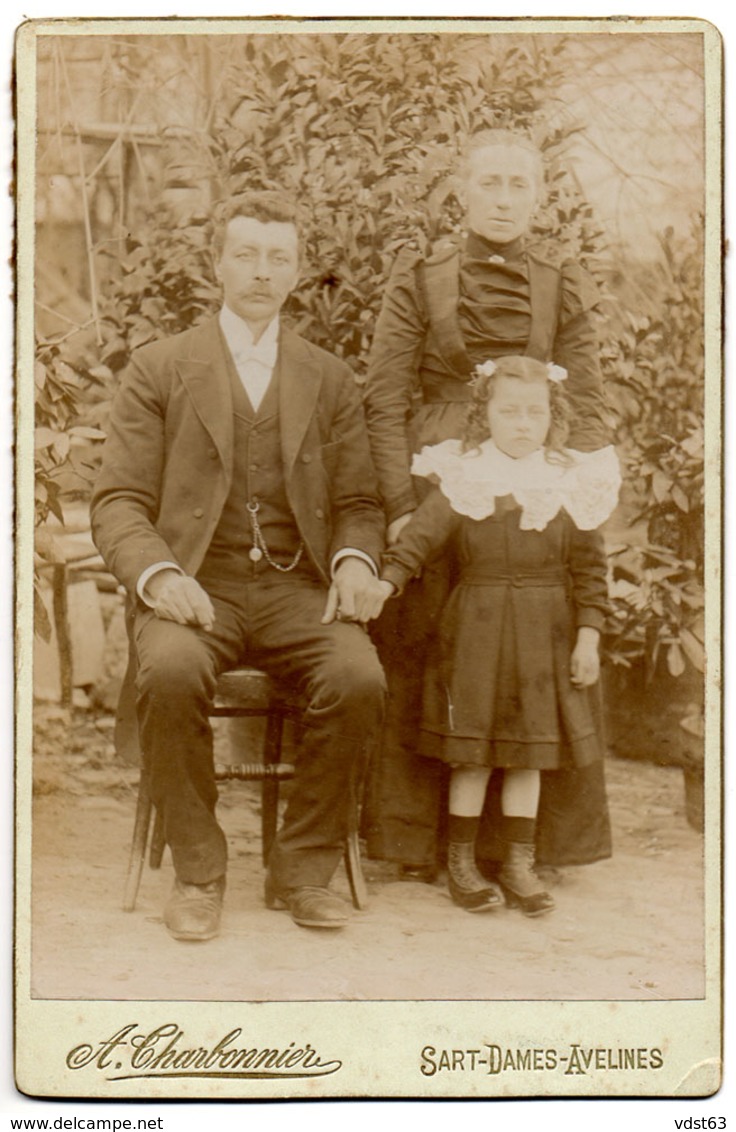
xmin=13 ymin=14 xmax=722 ymax=1101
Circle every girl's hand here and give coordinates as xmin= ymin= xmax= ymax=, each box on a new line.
xmin=374 ymin=578 xmax=397 ymax=614
xmin=387 ymin=512 xmax=414 ymax=545
xmin=570 ymin=627 xmax=600 ymax=688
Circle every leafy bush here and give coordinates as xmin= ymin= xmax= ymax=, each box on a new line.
xmin=42 ymin=34 xmax=602 ymax=403
xmin=96 ymin=213 xmax=221 ymax=375
xmin=34 ymin=337 xmax=107 ymax=639
xmin=38 ymin=34 xmax=606 ymax=390
xmin=210 ymin=33 xmax=603 ymax=369
xmin=602 ymin=222 xmax=705 ymax=690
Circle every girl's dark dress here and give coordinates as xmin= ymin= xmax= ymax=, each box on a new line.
xmin=382 ymin=489 xmax=609 ymax=773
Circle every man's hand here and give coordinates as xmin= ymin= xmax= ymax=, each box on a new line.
xmin=145 ymin=569 xmax=216 ymax=632
xmin=570 ymin=626 xmax=600 ymax=688
xmin=321 ymin=557 xmax=391 ymax=625
xmin=387 ymin=512 xmax=414 ymax=545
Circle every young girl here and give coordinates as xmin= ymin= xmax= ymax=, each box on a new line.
xmin=370 ymin=355 xmax=621 ymax=916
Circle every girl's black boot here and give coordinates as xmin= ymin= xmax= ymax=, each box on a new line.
xmin=447 ymin=841 xmax=503 ymax=912
xmin=498 ymin=840 xmax=555 ymax=917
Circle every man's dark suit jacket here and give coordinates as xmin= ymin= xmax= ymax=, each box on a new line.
xmin=91 ymin=315 xmax=384 ymax=595
xmin=91 ymin=315 xmax=385 ymax=763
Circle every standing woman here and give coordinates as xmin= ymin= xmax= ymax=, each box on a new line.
xmin=362 ymin=128 xmax=612 ymax=881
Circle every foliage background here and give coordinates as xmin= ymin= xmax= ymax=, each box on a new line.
xmin=33 ymin=29 xmax=707 ymax=758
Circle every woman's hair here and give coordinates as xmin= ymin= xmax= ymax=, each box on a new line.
xmin=460 ymin=129 xmax=544 ymax=189
xmin=461 ymin=355 xmax=570 ymax=461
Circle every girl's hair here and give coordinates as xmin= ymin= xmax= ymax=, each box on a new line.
xmin=461 ymin=355 xmax=570 ymax=461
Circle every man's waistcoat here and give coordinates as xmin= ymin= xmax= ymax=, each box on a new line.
xmin=197 ymin=351 xmax=312 ymax=586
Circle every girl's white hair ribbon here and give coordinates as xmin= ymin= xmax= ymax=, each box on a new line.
xmin=547 ymin=363 xmax=568 ymax=384
xmin=469 ymin=359 xmax=497 ymax=386
xmin=471 ymin=359 xmax=567 ymax=386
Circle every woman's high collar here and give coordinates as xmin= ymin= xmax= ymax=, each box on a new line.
xmin=465 ymin=231 xmax=526 ymax=263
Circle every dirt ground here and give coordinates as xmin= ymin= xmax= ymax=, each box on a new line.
xmin=28 ymin=703 xmax=705 ymax=1003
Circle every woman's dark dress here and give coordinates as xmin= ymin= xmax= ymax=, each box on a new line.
xmin=362 ymin=230 xmax=612 ymax=870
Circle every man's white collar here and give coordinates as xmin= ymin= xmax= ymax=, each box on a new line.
xmin=219 ymin=305 xmax=279 ymax=365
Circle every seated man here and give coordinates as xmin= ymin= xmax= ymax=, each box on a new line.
xmin=91 ymin=192 xmax=387 ymax=941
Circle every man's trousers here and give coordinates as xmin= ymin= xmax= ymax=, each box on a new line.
xmin=133 ymin=573 xmax=386 ymax=891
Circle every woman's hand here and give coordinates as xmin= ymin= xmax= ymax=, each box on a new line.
xmin=570 ymin=627 xmax=600 ymax=688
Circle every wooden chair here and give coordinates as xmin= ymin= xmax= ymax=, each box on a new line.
xmin=122 ymin=666 xmax=368 ymax=913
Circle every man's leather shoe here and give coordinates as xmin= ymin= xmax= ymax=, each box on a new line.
xmin=164 ymin=876 xmax=225 ymax=941
xmin=265 ymin=876 xmax=349 ymax=928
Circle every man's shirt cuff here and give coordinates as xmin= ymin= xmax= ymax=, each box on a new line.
xmin=137 ymin=562 xmax=184 ymax=606
xmin=138 ymin=554 xmax=376 ymax=600
xmin=330 ymin=548 xmax=378 ymax=578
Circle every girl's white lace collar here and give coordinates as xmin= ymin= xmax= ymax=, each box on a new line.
xmin=411 ymin=439 xmax=621 ymax=531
